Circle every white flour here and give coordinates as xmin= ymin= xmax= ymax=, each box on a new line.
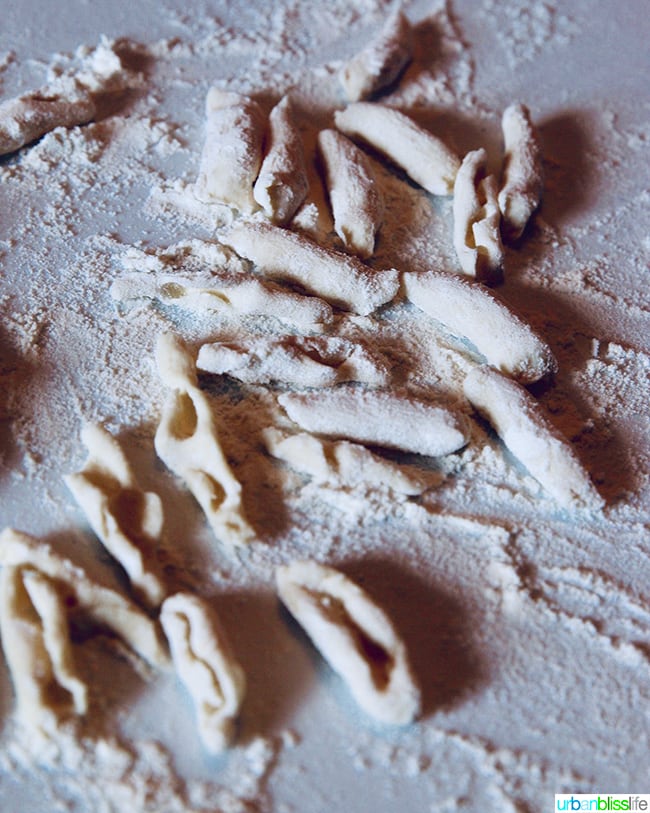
xmin=1 ymin=1 xmax=649 ymax=811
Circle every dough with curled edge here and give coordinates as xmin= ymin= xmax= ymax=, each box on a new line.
xmin=64 ymin=423 xmax=166 ymax=608
xmin=154 ymin=333 xmax=254 ymax=552
xmin=263 ymin=427 xmax=440 ymax=495
xmin=253 ymin=95 xmax=308 ymax=225
xmin=198 ymin=334 xmax=390 ymax=388
xmin=195 ymin=89 xmax=265 ymax=213
xmin=498 ymin=103 xmax=543 ymax=242
xmin=463 ymin=366 xmax=603 ymax=510
xmin=160 ymin=592 xmax=246 ymax=753
xmin=453 ymin=148 xmax=504 ymax=284
xmin=403 ymin=271 xmax=557 ymax=384
xmin=223 ymin=221 xmax=399 ymax=316
xmin=276 ymin=560 xmax=421 ymax=725
xmin=318 ymin=128 xmax=384 ymax=259
xmin=334 ymin=102 xmax=460 ymax=196
xmin=278 ymin=383 xmax=468 ymax=457
xmin=0 ymin=566 xmax=87 ymax=732
xmin=111 ymin=270 xmax=334 ymax=328
xmin=0 ymin=529 xmax=169 ymax=731
xmin=340 ymin=8 xmax=413 ymax=102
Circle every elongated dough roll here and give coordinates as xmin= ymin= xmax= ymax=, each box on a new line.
xmin=223 ymin=221 xmax=399 ymax=315
xmin=154 ymin=333 xmax=255 ymax=552
xmin=198 ymin=334 xmax=389 ymax=388
xmin=278 ymin=384 xmax=468 ymax=457
xmin=403 ymin=271 xmax=556 ymax=384
xmin=318 ymin=128 xmax=384 ymax=258
xmin=276 ymin=560 xmax=420 ymax=725
xmin=195 ymin=89 xmax=265 ymax=213
xmin=64 ymin=423 xmax=166 ymax=608
xmin=340 ymin=8 xmax=413 ymax=102
xmin=0 ymin=90 xmax=96 ymax=155
xmin=263 ymin=428 xmax=437 ymax=495
xmin=0 ymin=41 xmax=123 ymax=155
xmin=463 ymin=366 xmax=603 ymax=510
xmin=453 ymin=148 xmax=504 ymax=284
xmin=253 ymin=95 xmax=309 ymax=225
xmin=334 ymin=102 xmax=460 ymax=196
xmin=111 ymin=271 xmax=334 ymax=328
xmin=160 ymin=593 xmax=246 ymax=753
xmin=498 ymin=103 xmax=543 ymax=242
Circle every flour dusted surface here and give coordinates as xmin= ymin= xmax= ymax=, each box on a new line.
xmin=1 ymin=1 xmax=649 ymax=811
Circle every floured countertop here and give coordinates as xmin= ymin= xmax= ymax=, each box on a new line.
xmin=0 ymin=1 xmax=649 ymax=811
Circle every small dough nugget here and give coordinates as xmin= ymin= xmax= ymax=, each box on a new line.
xmin=195 ymin=88 xmax=265 ymax=213
xmin=498 ymin=103 xmax=543 ymax=242
xmin=160 ymin=592 xmax=246 ymax=753
xmin=453 ymin=148 xmax=504 ymax=284
xmin=340 ymin=8 xmax=413 ymax=102
xmin=276 ymin=560 xmax=421 ymax=725
xmin=223 ymin=221 xmax=399 ymax=316
xmin=64 ymin=423 xmax=166 ymax=609
xmin=463 ymin=366 xmax=603 ymax=510
xmin=278 ymin=384 xmax=468 ymax=457
xmin=253 ymin=95 xmax=309 ymax=225
xmin=403 ymin=271 xmax=557 ymax=384
xmin=154 ymin=333 xmax=255 ymax=552
xmin=334 ymin=102 xmax=460 ymax=196
xmin=318 ymin=128 xmax=384 ymax=259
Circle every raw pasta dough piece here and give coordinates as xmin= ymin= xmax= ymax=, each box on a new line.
xmin=117 ymin=237 xmax=250 ymax=277
xmin=64 ymin=423 xmax=166 ymax=608
xmin=318 ymin=128 xmax=384 ymax=259
xmin=0 ymin=529 xmax=168 ymax=666
xmin=154 ymin=333 xmax=255 ymax=552
xmin=463 ymin=366 xmax=603 ymax=510
xmin=223 ymin=221 xmax=399 ymax=316
xmin=334 ymin=102 xmax=460 ymax=196
xmin=160 ymin=593 xmax=246 ymax=753
xmin=253 ymin=95 xmax=308 ymax=225
xmin=195 ymin=89 xmax=265 ymax=213
xmin=498 ymin=103 xmax=543 ymax=242
xmin=0 ymin=40 xmax=124 ymax=155
xmin=0 ymin=90 xmax=96 ymax=155
xmin=0 ymin=528 xmax=169 ymax=731
xmin=198 ymin=334 xmax=390 ymax=388
xmin=453 ymin=148 xmax=504 ymax=284
xmin=276 ymin=561 xmax=420 ymax=725
xmin=263 ymin=428 xmax=439 ymax=495
xmin=403 ymin=271 xmax=556 ymax=384
xmin=111 ymin=271 xmax=334 ymax=328
xmin=278 ymin=384 xmax=468 ymax=457
xmin=0 ymin=566 xmax=87 ymax=732
xmin=340 ymin=8 xmax=413 ymax=102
